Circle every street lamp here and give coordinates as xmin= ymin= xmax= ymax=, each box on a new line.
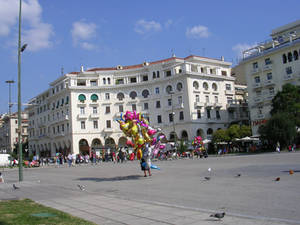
xmin=5 ymin=80 xmax=15 ymax=115
xmin=17 ymin=0 xmax=27 ymax=182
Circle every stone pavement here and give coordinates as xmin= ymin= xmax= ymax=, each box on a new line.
xmin=1 ymin=152 xmax=300 ymax=225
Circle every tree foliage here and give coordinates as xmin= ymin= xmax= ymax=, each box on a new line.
xmin=212 ymin=125 xmax=252 ymax=143
xmin=212 ymin=129 xmax=229 ymax=143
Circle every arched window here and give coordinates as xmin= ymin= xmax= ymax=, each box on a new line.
xmin=193 ymin=81 xmax=199 ymax=90
xmin=207 ymin=128 xmax=213 ymax=135
xmin=65 ymin=96 xmax=69 ymax=104
xmin=103 ymin=78 xmax=106 ymax=84
xmin=282 ymin=54 xmax=287 ymax=64
xmin=166 ymin=85 xmax=173 ymax=94
xmin=91 ymin=94 xmax=99 ymax=102
xmin=117 ymin=92 xmax=125 ymax=101
xmin=288 ymin=52 xmax=293 ymax=62
xmin=293 ymin=50 xmax=299 ymax=60
xmin=142 ymin=89 xmax=150 ymax=98
xmin=78 ymin=94 xmax=86 ymax=102
xmin=107 ymin=78 xmax=111 ymax=84
xmin=177 ymin=82 xmax=183 ymax=91
xmin=203 ymin=82 xmax=208 ymax=90
xmin=129 ymin=91 xmax=137 ymax=100
xmin=212 ymin=83 xmax=217 ymax=91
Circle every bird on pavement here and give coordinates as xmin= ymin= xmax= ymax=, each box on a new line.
xmin=13 ymin=184 xmax=20 ymax=190
xmin=289 ymin=170 xmax=294 ymax=175
xmin=274 ymin=177 xmax=280 ymax=181
xmin=204 ymin=177 xmax=211 ymax=181
xmin=77 ymin=184 xmax=85 ymax=191
xmin=210 ymin=212 xmax=225 ymax=220
xmin=235 ymin=173 xmax=241 ymax=177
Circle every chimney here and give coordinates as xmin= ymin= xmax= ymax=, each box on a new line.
xmin=221 ymin=56 xmax=224 ymax=61
xmin=80 ymin=65 xmax=84 ymax=72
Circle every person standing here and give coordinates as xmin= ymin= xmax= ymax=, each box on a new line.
xmin=141 ymin=144 xmax=152 ymax=177
xmin=276 ymin=142 xmax=280 ymax=153
xmin=67 ymin=153 xmax=73 ymax=167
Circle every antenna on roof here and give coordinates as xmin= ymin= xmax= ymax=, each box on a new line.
xmin=61 ymin=66 xmax=64 ymax=76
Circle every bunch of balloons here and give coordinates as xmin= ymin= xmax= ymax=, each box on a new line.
xmin=192 ymin=136 xmax=205 ymax=151
xmin=117 ymin=110 xmax=165 ymax=159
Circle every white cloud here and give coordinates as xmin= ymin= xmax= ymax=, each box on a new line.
xmin=232 ymin=43 xmax=256 ymax=59
xmin=186 ymin=25 xmax=210 ymax=39
xmin=0 ymin=0 xmax=54 ymax=51
xmin=134 ymin=19 xmax=162 ymax=34
xmin=71 ymin=21 xmax=97 ymax=50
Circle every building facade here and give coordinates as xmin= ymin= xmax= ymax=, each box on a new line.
xmin=0 ymin=112 xmax=29 ymax=154
xmin=240 ymin=20 xmax=300 ymax=136
xmin=27 ymin=55 xmax=237 ymax=157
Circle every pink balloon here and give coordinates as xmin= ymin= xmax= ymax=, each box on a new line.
xmin=152 ymin=137 xmax=157 ymax=145
xmin=148 ymin=129 xmax=156 ymax=136
xmin=159 ymin=145 xmax=165 ymax=149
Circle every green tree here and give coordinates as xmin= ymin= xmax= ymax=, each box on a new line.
xmin=258 ymin=112 xmax=297 ymax=148
xmin=240 ymin=125 xmax=252 ymax=137
xmin=212 ymin=129 xmax=230 ymax=143
xmin=227 ymin=124 xmax=241 ymax=140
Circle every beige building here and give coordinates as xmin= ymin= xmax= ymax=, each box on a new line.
xmin=0 ymin=112 xmax=29 ymax=154
xmin=27 ymin=55 xmax=238 ymax=157
xmin=239 ymin=20 xmax=300 ymax=136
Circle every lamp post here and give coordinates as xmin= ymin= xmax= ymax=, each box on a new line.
xmin=17 ymin=0 xmax=27 ymax=182
xmin=5 ymin=80 xmax=15 ymax=115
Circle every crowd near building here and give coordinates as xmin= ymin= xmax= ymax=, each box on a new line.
xmin=25 ymin=55 xmax=245 ymax=157
xmin=238 ymin=20 xmax=300 ymax=136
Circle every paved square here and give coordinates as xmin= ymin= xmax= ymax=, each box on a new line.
xmin=1 ymin=152 xmax=300 ymax=224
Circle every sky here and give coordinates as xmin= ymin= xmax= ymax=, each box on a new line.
xmin=0 ymin=0 xmax=299 ymax=114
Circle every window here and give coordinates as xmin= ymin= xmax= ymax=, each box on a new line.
xmin=193 ymin=81 xmax=199 ymax=89
xmin=227 ymin=97 xmax=233 ymax=104
xmin=91 ymin=94 xmax=98 ymax=102
xmin=253 ymin=62 xmax=258 ymax=69
xmin=144 ymin=102 xmax=148 ymax=110
xmin=201 ymin=67 xmax=204 ymax=73
xmin=153 ymin=72 xmax=156 ymax=79
xmin=197 ymin=109 xmax=201 ymax=119
xmin=269 ymin=87 xmax=275 ymax=95
xmin=169 ymin=113 xmax=174 ymax=122
xmin=254 ymin=76 xmax=260 ymax=83
xmin=258 ymin=107 xmax=263 ymax=115
xmin=205 ymin=95 xmax=209 ymax=103
xmin=221 ymin=70 xmax=227 ymax=76
xmin=105 ymin=106 xmax=110 ymax=114
xmin=212 ymin=83 xmax=217 ymax=91
xmin=179 ymin=111 xmax=184 ymax=120
xmin=93 ymin=121 xmax=98 ymax=129
xmin=157 ymin=71 xmax=160 ymax=78
xmin=107 ymin=78 xmax=111 ymax=84
xmin=216 ymin=110 xmax=220 ymax=119
xmin=103 ymin=78 xmax=106 ymax=84
xmin=105 ymin=93 xmax=110 ymax=100
xmin=214 ymin=96 xmax=218 ymax=103
xmin=166 ymin=70 xmax=171 ymax=77
xmin=156 ymin=101 xmax=161 ymax=108
xmin=265 ymin=58 xmax=272 ymax=65
xmin=168 ymin=98 xmax=172 ymax=106
xmin=166 ymin=85 xmax=173 ymax=93
xmin=62 ymin=124 xmax=64 ymax=132
xmin=256 ymin=90 xmax=262 ymax=96
xmin=206 ymin=109 xmax=211 ymax=119
xmin=132 ymin=104 xmax=136 ymax=111
xmin=142 ymin=75 xmax=148 ymax=81
xmin=155 ymin=87 xmax=160 ymax=94
xmin=142 ymin=89 xmax=150 ymax=98
xmin=293 ymin=50 xmax=299 ymax=60
xmin=191 ymin=64 xmax=198 ymax=72
xmin=203 ymin=82 xmax=208 ymax=90
xmin=117 ymin=92 xmax=125 ymax=101
xmin=226 ymin=84 xmax=232 ymax=90
xmin=65 ymin=96 xmax=69 ymax=104
xmin=282 ymin=54 xmax=287 ymax=64
xmin=92 ymin=107 xmax=97 ymax=114
xmin=81 ymin=121 xmax=85 ymax=129
xmin=77 ymin=80 xmax=86 ymax=86
xmin=178 ymin=96 xmax=183 ymax=105
xmin=129 ymin=91 xmax=137 ymax=99
xmin=130 ymin=77 xmax=137 ymax=83
xmin=119 ymin=105 xmax=124 ymax=112
xmin=288 ymin=52 xmax=293 ymax=62
xmin=78 ymin=94 xmax=86 ymax=102
xmin=90 ymin=80 xmax=97 ymax=86
xmin=195 ymin=95 xmax=200 ymax=102
xmin=106 ymin=120 xmax=111 ymax=128
xmin=80 ymin=107 xmax=85 ymax=115
xmin=116 ymin=78 xmax=124 ymax=85
xmin=286 ymin=66 xmax=292 ymax=75
xmin=157 ymin=115 xmax=162 ymax=123
xmin=210 ymin=68 xmax=213 ymax=74
xmin=267 ymin=73 xmax=272 ymax=80
xmin=177 ymin=82 xmax=183 ymax=91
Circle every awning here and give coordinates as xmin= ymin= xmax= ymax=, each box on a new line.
xmin=78 ymin=94 xmax=86 ymax=101
xmin=91 ymin=94 xmax=98 ymax=101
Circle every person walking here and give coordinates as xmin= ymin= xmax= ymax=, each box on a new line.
xmin=67 ymin=153 xmax=73 ymax=167
xmin=276 ymin=142 xmax=280 ymax=153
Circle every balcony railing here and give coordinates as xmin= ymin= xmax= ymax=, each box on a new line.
xmin=194 ymin=102 xmax=205 ymax=108
xmin=251 ymin=67 xmax=260 ymax=74
xmin=205 ymin=102 xmax=214 ymax=108
xmin=253 ymin=82 xmax=261 ymax=89
xmin=77 ymin=114 xmax=88 ymax=119
xmin=264 ymin=79 xmax=275 ymax=86
xmin=263 ymin=64 xmax=272 ymax=71
xmin=225 ymin=90 xmax=235 ymax=95
xmin=214 ymin=102 xmax=222 ymax=108
xmin=283 ymin=74 xmax=293 ymax=81
xmin=253 ymin=96 xmax=263 ymax=103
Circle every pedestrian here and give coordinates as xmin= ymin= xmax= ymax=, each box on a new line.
xmin=141 ymin=144 xmax=152 ymax=177
xmin=67 ymin=153 xmax=73 ymax=167
xmin=292 ymin=143 xmax=296 ymax=152
xmin=276 ymin=142 xmax=280 ymax=153
xmin=0 ymin=172 xmax=4 ymax=183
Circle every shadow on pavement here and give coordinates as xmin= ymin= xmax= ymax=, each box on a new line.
xmin=76 ymin=175 xmax=143 ymax=182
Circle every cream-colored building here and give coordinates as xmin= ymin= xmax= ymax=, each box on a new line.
xmin=240 ymin=20 xmax=300 ymax=136
xmin=27 ymin=55 xmax=237 ymax=157
xmin=0 ymin=112 xmax=29 ymax=154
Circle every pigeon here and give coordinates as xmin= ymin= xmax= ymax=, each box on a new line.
xmin=77 ymin=184 xmax=85 ymax=191
xmin=274 ymin=177 xmax=280 ymax=181
xmin=289 ymin=170 xmax=294 ymax=175
xmin=210 ymin=212 xmax=225 ymax=220
xmin=204 ymin=176 xmax=211 ymax=181
xmin=13 ymin=184 xmax=20 ymax=190
xmin=235 ymin=173 xmax=241 ymax=177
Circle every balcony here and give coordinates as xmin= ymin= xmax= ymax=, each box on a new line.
xmin=194 ymin=102 xmax=205 ymax=108
xmin=251 ymin=67 xmax=260 ymax=74
xmin=227 ymin=103 xmax=238 ymax=109
xmin=265 ymin=93 xmax=275 ymax=101
xmin=206 ymin=118 xmax=216 ymax=123
xmin=252 ymin=82 xmax=261 ymax=89
xmin=103 ymin=128 xmax=114 ymax=133
xmin=225 ymin=90 xmax=235 ymax=95
xmin=263 ymin=64 xmax=272 ymax=71
xmin=253 ymin=96 xmax=263 ymax=104
xmin=264 ymin=79 xmax=275 ymax=86
xmin=214 ymin=102 xmax=222 ymax=108
xmin=283 ymin=74 xmax=293 ymax=81
xmin=174 ymin=103 xmax=184 ymax=110
xmin=77 ymin=114 xmax=88 ymax=119
xmin=90 ymin=113 xmax=99 ymax=119
xmin=205 ymin=102 xmax=214 ymax=108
